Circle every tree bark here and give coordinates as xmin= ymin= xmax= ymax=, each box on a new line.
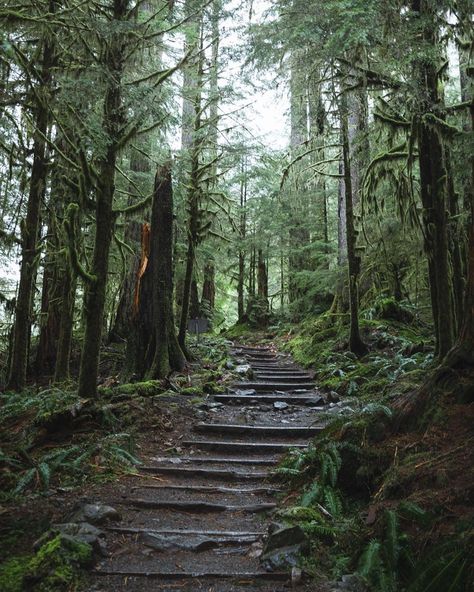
xmin=77 ymin=0 xmax=127 ymax=398
xmin=340 ymin=92 xmax=368 ymax=356
xmin=8 ymin=7 xmax=56 ymax=390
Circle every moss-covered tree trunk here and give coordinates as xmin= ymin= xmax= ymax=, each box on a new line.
xmin=77 ymin=0 xmax=127 ymax=398
xmin=8 ymin=10 xmax=56 ymax=390
xmin=54 ymin=262 xmax=77 ymax=383
xmin=109 ymin=143 xmax=151 ymax=342
xmin=201 ymin=261 xmax=215 ymax=318
xmin=412 ymin=0 xmax=455 ymax=359
xmin=340 ymin=92 xmax=367 ymax=356
xmin=128 ymin=164 xmax=185 ymax=378
xmin=149 ymin=164 xmax=186 ymax=377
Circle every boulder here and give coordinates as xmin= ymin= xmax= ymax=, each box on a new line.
xmin=261 ymin=524 xmax=309 ymax=570
xmin=70 ymin=503 xmax=121 ymax=525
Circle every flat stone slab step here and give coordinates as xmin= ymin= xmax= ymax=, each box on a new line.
xmin=255 ymin=374 xmax=313 ymax=382
xmin=107 ymin=526 xmax=263 ymax=537
xmin=94 ymin=570 xmax=288 ymax=582
xmin=254 ymin=368 xmax=310 ymax=373
xmin=182 ymin=440 xmax=307 ymax=453
xmin=215 ymin=393 xmax=324 ymax=405
xmin=131 ymin=484 xmax=281 ymax=495
xmin=120 ymin=499 xmax=277 ymax=513
xmin=194 ymin=423 xmax=323 ymax=436
xmin=139 ymin=465 xmax=270 ymax=480
xmin=149 ymin=455 xmax=279 ymax=465
xmin=236 ymin=381 xmax=315 ymax=391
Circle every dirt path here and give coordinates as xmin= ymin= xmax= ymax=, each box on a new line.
xmin=87 ymin=344 xmax=326 ymax=591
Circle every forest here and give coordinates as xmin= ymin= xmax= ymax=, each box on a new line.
xmin=0 ymin=0 xmax=473 ymax=591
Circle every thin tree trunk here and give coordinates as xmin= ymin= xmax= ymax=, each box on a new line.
xmin=8 ymin=10 xmax=55 ymax=390
xmin=341 ymin=92 xmax=367 ymax=356
xmin=77 ymin=0 xmax=127 ymax=398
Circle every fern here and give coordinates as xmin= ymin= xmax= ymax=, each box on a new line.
xmin=384 ymin=510 xmax=400 ymax=570
xmin=303 ymin=521 xmax=337 ymax=538
xmin=324 ymin=487 xmax=343 ymax=517
xmin=358 ymin=539 xmax=382 ymax=579
xmin=14 ymin=468 xmax=36 ymax=493
xmin=301 ymin=480 xmax=321 ymax=507
xmin=407 ymin=540 xmax=471 ymax=592
xmin=398 ymin=501 xmax=431 ymax=527
xmin=37 ymin=462 xmax=51 ymax=490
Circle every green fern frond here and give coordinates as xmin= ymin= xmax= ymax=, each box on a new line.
xmin=384 ymin=509 xmax=400 ymax=569
xmin=301 ymin=480 xmax=321 ymax=507
xmin=358 ymin=539 xmax=382 ymax=579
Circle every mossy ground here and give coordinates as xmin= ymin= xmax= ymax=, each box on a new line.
xmin=0 ymin=535 xmax=92 ymax=592
xmin=0 ymin=335 xmax=232 ymax=590
xmin=270 ymin=310 xmax=473 ymax=590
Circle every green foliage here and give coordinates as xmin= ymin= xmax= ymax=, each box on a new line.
xmin=0 ymin=534 xmax=92 ymax=592
xmin=407 ymin=537 xmax=473 ymax=592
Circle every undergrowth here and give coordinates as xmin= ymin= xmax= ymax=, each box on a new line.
xmin=274 ymin=309 xmax=472 ymax=591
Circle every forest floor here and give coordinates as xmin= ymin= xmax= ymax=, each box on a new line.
xmin=0 ymin=315 xmax=473 ymax=591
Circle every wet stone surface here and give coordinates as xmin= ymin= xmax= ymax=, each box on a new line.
xmin=86 ymin=343 xmax=328 ymax=591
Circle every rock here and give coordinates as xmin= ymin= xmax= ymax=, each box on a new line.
xmin=142 ymin=533 xmax=221 ymax=552
xmin=198 ymin=401 xmax=223 ymax=410
xmin=235 ymin=364 xmax=252 ymax=377
xmin=265 ymin=524 xmax=308 ymax=552
xmin=340 ymin=573 xmax=368 ymax=591
xmin=234 ymin=388 xmax=257 ymax=397
xmin=273 ymin=401 xmax=289 ymax=410
xmin=291 ymin=566 xmax=303 ymax=587
xmin=327 ymin=391 xmax=340 ymax=403
xmin=225 ymin=360 xmax=235 ymax=370
xmin=70 ymin=503 xmax=121 ymax=525
xmin=261 ymin=544 xmax=306 ymax=570
xmin=34 ymin=522 xmax=106 ymax=556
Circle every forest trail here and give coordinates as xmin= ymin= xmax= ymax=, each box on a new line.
xmin=89 ymin=344 xmax=326 ymax=591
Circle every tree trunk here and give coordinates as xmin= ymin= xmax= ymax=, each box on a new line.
xmin=201 ymin=261 xmax=215 ymax=317
xmin=149 ymin=164 xmax=186 ymax=377
xmin=340 ymin=92 xmax=368 ymax=356
xmin=8 ymin=11 xmax=55 ymax=390
xmin=77 ymin=0 xmax=127 ymax=398
xmin=237 ymin=158 xmax=247 ymax=322
xmin=412 ymin=0 xmax=455 ymax=358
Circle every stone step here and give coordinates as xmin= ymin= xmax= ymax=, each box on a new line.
xmin=107 ymin=526 xmax=263 ymax=537
xmin=139 ymin=465 xmax=270 ymax=480
xmin=148 ymin=455 xmax=279 ymax=465
xmin=119 ymin=499 xmax=277 ymax=513
xmin=182 ymin=440 xmax=307 ymax=453
xmin=194 ymin=422 xmax=323 ymax=437
xmin=254 ymin=368 xmax=310 ymax=374
xmin=131 ymin=484 xmax=282 ymax=495
xmin=215 ymin=393 xmax=324 ymax=405
xmin=94 ymin=570 xmax=288 ymax=582
xmin=255 ymin=374 xmax=313 ymax=382
xmin=232 ymin=347 xmax=272 ymax=353
xmin=235 ymin=381 xmax=315 ymax=391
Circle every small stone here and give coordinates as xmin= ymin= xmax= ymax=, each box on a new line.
xmin=235 ymin=364 xmax=252 ymax=377
xmin=70 ymin=503 xmax=121 ymax=525
xmin=234 ymin=389 xmax=257 ymax=397
xmin=327 ymin=391 xmax=340 ymax=403
xmin=274 ymin=401 xmax=289 ymax=410
xmin=291 ymin=566 xmax=303 ymax=587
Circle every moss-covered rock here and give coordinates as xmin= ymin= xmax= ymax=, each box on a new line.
xmin=0 ymin=534 xmax=92 ymax=592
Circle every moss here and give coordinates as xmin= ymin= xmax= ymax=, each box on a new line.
xmin=180 ymin=386 xmax=203 ymax=396
xmin=0 ymin=556 xmax=31 ymax=592
xmin=99 ymin=380 xmax=165 ymax=398
xmin=0 ymin=535 xmax=92 ymax=592
xmin=203 ymin=382 xmax=225 ymax=394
